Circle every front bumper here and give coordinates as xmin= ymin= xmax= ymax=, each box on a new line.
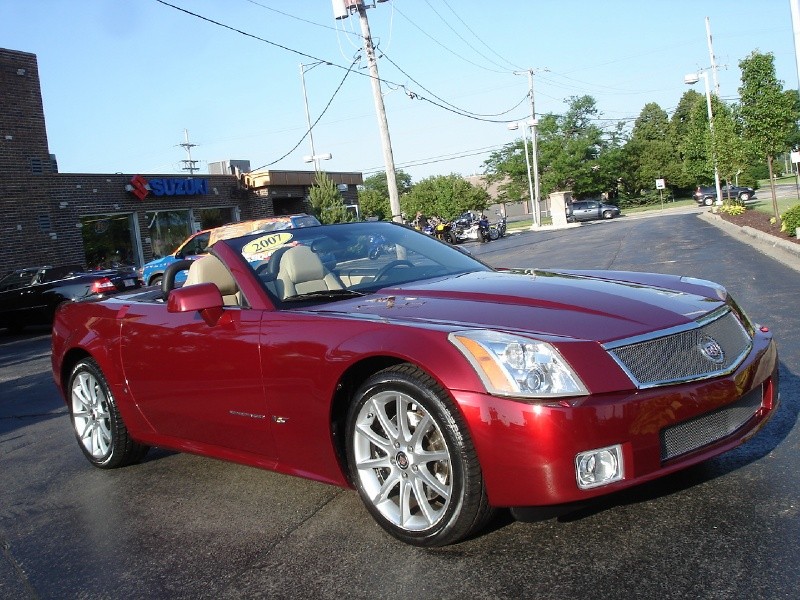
xmin=455 ymin=335 xmax=778 ymax=507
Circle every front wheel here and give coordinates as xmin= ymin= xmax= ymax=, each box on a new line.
xmin=739 ymin=192 xmax=751 ymax=201
xmin=68 ymin=358 xmax=149 ymax=468
xmin=703 ymin=197 xmax=713 ymax=206
xmin=346 ymin=365 xmax=492 ymax=546
xmin=602 ymin=210 xmax=613 ymax=219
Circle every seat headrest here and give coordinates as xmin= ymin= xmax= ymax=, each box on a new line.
xmin=185 ymin=255 xmax=237 ymax=296
xmin=279 ymin=246 xmax=325 ymax=284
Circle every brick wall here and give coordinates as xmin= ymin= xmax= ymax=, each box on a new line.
xmin=0 ymin=47 xmax=362 ymax=275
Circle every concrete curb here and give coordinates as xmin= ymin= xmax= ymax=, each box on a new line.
xmin=698 ymin=211 xmax=800 ymax=271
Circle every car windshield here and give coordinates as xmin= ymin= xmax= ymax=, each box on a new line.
xmin=221 ymin=221 xmax=492 ymax=304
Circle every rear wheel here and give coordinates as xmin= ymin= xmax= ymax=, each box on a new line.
xmin=68 ymin=358 xmax=148 ymax=468
xmin=703 ymin=197 xmax=713 ymax=206
xmin=346 ymin=364 xmax=492 ymax=546
xmin=149 ymin=275 xmax=163 ymax=287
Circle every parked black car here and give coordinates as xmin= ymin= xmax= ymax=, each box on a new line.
xmin=566 ymin=200 xmax=621 ymax=222
xmin=0 ymin=264 xmax=141 ymax=332
xmin=693 ymin=185 xmax=756 ymax=205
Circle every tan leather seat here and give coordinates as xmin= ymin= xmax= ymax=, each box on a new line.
xmin=184 ymin=255 xmax=241 ymax=306
xmin=275 ymin=245 xmax=342 ymax=300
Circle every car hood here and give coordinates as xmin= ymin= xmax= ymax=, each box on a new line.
xmin=309 ymin=270 xmax=726 ymax=343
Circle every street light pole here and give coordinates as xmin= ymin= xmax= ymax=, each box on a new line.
xmin=685 ymin=70 xmax=723 ymax=204
xmin=515 ymin=68 xmax=542 ymax=227
xmin=508 ymin=122 xmax=535 ymax=224
xmin=299 ymin=61 xmax=325 ymax=171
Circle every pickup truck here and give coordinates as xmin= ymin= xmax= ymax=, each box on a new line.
xmin=693 ymin=185 xmax=756 ymax=206
xmin=566 ymin=200 xmax=621 ymax=222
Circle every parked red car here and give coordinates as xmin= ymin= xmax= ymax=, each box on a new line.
xmin=51 ymin=221 xmax=778 ymax=546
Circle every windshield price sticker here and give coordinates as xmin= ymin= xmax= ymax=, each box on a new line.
xmin=242 ymin=232 xmax=294 ymax=260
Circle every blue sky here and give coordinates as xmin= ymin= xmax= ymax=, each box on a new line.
xmin=1 ymin=0 xmax=796 ymax=182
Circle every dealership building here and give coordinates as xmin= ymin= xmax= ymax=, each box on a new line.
xmin=0 ymin=48 xmax=362 ymax=275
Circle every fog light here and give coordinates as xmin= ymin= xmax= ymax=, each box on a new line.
xmin=575 ymin=445 xmax=624 ymax=489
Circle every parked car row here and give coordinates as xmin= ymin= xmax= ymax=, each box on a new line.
xmin=0 ymin=265 xmax=140 ymax=332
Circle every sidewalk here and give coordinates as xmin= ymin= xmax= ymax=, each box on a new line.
xmin=699 ymin=211 xmax=800 ymax=273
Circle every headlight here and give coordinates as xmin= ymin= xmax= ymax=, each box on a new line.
xmin=449 ymin=330 xmax=588 ymax=398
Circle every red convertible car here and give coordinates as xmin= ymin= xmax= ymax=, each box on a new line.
xmin=51 ymin=221 xmax=778 ymax=546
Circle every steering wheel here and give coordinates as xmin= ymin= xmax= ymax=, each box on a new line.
xmin=374 ymin=260 xmax=414 ymax=283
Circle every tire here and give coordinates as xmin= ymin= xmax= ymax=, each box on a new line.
xmin=602 ymin=210 xmax=613 ymax=219
xmin=703 ymin=197 xmax=713 ymax=206
xmin=149 ymin=274 xmax=163 ymax=287
xmin=68 ymin=358 xmax=149 ymax=468
xmin=346 ymin=364 xmax=492 ymax=546
xmin=739 ymin=192 xmax=750 ymax=201
xmin=489 ymin=227 xmax=500 ymax=241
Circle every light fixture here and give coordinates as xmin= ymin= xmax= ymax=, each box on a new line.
xmin=303 ymin=153 xmax=332 ymax=164
xmin=575 ymin=444 xmax=624 ymax=489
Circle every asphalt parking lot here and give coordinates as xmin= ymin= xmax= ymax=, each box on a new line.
xmin=1 ymin=209 xmax=798 ymax=600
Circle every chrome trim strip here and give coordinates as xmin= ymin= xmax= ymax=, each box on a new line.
xmin=602 ymin=306 xmax=731 ymax=351
xmin=602 ymin=307 xmax=752 ymax=389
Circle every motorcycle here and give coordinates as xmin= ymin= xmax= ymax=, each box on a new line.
xmin=489 ymin=215 xmax=507 ymax=240
xmin=434 ymin=221 xmax=457 ymax=244
xmin=454 ymin=215 xmax=491 ymax=243
xmin=367 ymin=233 xmax=395 ymax=259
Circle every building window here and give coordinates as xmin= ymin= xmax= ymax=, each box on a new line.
xmin=30 ymin=157 xmax=43 ymax=174
xmin=37 ymin=215 xmax=52 ymax=233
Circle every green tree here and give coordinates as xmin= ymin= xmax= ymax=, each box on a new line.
xmin=671 ymin=89 xmax=705 ymax=190
xmin=402 ymin=174 xmax=489 ymax=221
xmin=537 ymin=95 xmax=605 ymax=198
xmin=482 ymin=139 xmax=531 ymax=204
xmin=357 ymin=188 xmax=390 ymax=221
xmin=358 ymin=169 xmax=412 ymax=220
xmin=309 ymin=171 xmax=353 ymax=224
xmin=484 ymin=95 xmax=610 ymax=201
xmin=623 ymin=102 xmax=680 ymax=197
xmin=739 ymin=51 xmax=798 ymax=219
xmin=711 ymin=98 xmax=749 ymax=202
xmin=362 ymin=170 xmax=413 ymax=198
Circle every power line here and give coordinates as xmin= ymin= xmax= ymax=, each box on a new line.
xmin=439 ymin=0 xmax=521 ymax=71
xmin=251 ymin=55 xmax=361 ymax=171
xmin=390 ymin=3 xmax=510 ymax=74
xmin=153 ymin=0 xmax=525 ymax=125
xmin=421 ymin=0 xmax=517 ymax=73
xmin=380 ymin=49 xmax=529 ymax=120
xmin=241 ymin=0 xmax=341 ymax=32
xmin=361 ymin=144 xmax=504 ymax=174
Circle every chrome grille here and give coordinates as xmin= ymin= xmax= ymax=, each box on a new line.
xmin=660 ymin=385 xmax=763 ymax=461
xmin=606 ymin=309 xmax=751 ymax=388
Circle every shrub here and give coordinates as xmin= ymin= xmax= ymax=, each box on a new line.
xmin=780 ymin=204 xmax=800 ymax=237
xmin=719 ymin=204 xmax=746 ymax=216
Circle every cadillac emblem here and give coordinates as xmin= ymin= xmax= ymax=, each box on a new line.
xmin=698 ymin=335 xmax=725 ymax=364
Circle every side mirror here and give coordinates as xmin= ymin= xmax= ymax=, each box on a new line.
xmin=167 ymin=282 xmax=226 ymax=326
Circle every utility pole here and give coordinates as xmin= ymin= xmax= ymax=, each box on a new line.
xmin=334 ymin=0 xmax=401 ymax=222
xmin=705 ymin=17 xmax=721 ymax=95
xmin=179 ymin=129 xmax=199 ymax=175
xmin=514 ymin=68 xmax=544 ymax=227
xmin=356 ymin=4 xmax=400 ymax=221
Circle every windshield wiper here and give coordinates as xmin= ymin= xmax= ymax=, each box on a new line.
xmin=282 ymin=289 xmax=367 ymax=302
